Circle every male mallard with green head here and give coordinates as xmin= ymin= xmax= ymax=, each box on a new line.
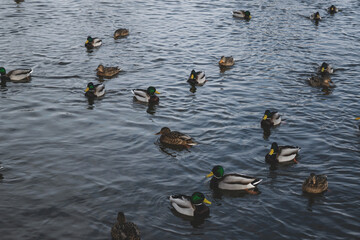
xmin=261 ymin=110 xmax=281 ymax=129
xmin=85 ymin=36 xmax=102 ymax=49
xmin=156 ymin=127 xmax=197 ymax=147
xmin=302 ymin=173 xmax=328 ymax=194
xmin=169 ymin=192 xmax=211 ymax=217
xmin=188 ymin=69 xmax=206 ymax=86
xmin=96 ymin=64 xmax=121 ymax=78
xmin=265 ymin=142 xmax=300 ymax=164
xmin=206 ymin=165 xmax=262 ymax=193
xmin=0 ymin=67 xmax=32 ymax=82
xmin=84 ymin=82 xmax=105 ymax=98
xmin=219 ymin=56 xmax=234 ymax=67
xmin=232 ymin=10 xmax=251 ymax=20
xmin=310 ymin=12 xmax=321 ymax=20
xmin=111 ymin=212 xmax=141 ymax=240
xmin=327 ymin=5 xmax=338 ymax=14
xmin=114 ymin=28 xmax=129 ymax=39
xmin=131 ymin=86 xmax=160 ymax=103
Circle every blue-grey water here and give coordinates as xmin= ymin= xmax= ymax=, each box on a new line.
xmin=1 ymin=0 xmax=359 ymax=239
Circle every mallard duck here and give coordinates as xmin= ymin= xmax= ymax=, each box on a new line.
xmin=96 ymin=64 xmax=121 ymax=78
xmin=310 ymin=12 xmax=321 ymax=20
xmin=155 ymin=127 xmax=197 ymax=147
xmin=261 ymin=110 xmax=281 ymax=129
xmin=265 ymin=142 xmax=300 ymax=164
xmin=111 ymin=212 xmax=141 ymax=240
xmin=169 ymin=192 xmax=211 ymax=217
xmin=308 ymin=75 xmax=333 ymax=88
xmin=131 ymin=87 xmax=160 ymax=103
xmin=114 ymin=28 xmax=129 ymax=39
xmin=206 ymin=165 xmax=262 ymax=192
xmin=318 ymin=62 xmax=333 ymax=75
xmin=0 ymin=67 xmax=32 ymax=82
xmin=302 ymin=173 xmax=328 ymax=194
xmin=187 ymin=69 xmax=206 ymax=86
xmin=219 ymin=56 xmax=234 ymax=67
xmin=85 ymin=36 xmax=102 ymax=49
xmin=327 ymin=5 xmax=338 ymax=14
xmin=232 ymin=10 xmax=251 ymax=20
xmin=84 ymin=82 xmax=105 ymax=98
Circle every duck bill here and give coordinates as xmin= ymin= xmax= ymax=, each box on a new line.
xmin=249 ymin=16 xmax=252 ymax=19
xmin=155 ymin=91 xmax=160 ymax=94
xmin=203 ymin=198 xmax=211 ymax=205
xmin=155 ymin=132 xmax=161 ymax=135
xmin=321 ymin=67 xmax=325 ymax=72
xmin=190 ymin=74 xmax=194 ymax=79
xmin=356 ymin=117 xmax=360 ymax=120
xmin=263 ymin=115 xmax=268 ymax=120
xmin=85 ymin=87 xmax=89 ymax=92
xmin=85 ymin=40 xmax=89 ymax=44
xmin=219 ymin=60 xmax=224 ymax=64
xmin=269 ymin=149 xmax=274 ymax=155
xmin=206 ymin=172 xmax=214 ymax=178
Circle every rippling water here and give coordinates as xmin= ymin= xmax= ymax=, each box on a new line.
xmin=1 ymin=0 xmax=359 ymax=239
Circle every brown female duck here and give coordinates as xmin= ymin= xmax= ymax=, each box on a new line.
xmin=302 ymin=173 xmax=328 ymax=194
xmin=96 ymin=64 xmax=121 ymax=78
xmin=155 ymin=127 xmax=197 ymax=147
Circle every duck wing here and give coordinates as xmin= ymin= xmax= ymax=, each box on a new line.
xmin=8 ymin=69 xmax=32 ymax=81
xmin=278 ymin=146 xmax=300 ymax=156
xmin=169 ymin=194 xmax=194 ymax=216
xmin=218 ymin=174 xmax=262 ymax=190
xmin=93 ymin=38 xmax=102 ymax=47
xmin=94 ymin=84 xmax=105 ymax=97
xmin=196 ymin=71 xmax=206 ymax=85
xmin=270 ymin=112 xmax=281 ymax=125
xmin=131 ymin=89 xmax=149 ymax=102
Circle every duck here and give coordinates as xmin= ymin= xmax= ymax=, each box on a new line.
xmin=219 ymin=56 xmax=234 ymax=67
xmin=155 ymin=127 xmax=197 ymax=147
xmin=96 ymin=64 xmax=121 ymax=78
xmin=206 ymin=165 xmax=262 ymax=193
xmin=308 ymin=75 xmax=333 ymax=88
xmin=85 ymin=36 xmax=102 ymax=49
xmin=169 ymin=192 xmax=211 ymax=217
xmin=232 ymin=10 xmax=251 ymax=20
xmin=261 ymin=110 xmax=281 ymax=129
xmin=187 ymin=69 xmax=206 ymax=86
xmin=84 ymin=82 xmax=105 ymax=98
xmin=111 ymin=212 xmax=141 ymax=240
xmin=327 ymin=5 xmax=338 ymax=14
xmin=131 ymin=86 xmax=160 ymax=103
xmin=302 ymin=173 xmax=328 ymax=194
xmin=0 ymin=67 xmax=32 ymax=82
xmin=114 ymin=28 xmax=129 ymax=39
xmin=265 ymin=142 xmax=300 ymax=164
xmin=310 ymin=12 xmax=321 ymax=20
xmin=318 ymin=62 xmax=333 ymax=75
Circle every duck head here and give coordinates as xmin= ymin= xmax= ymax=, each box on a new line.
xmin=189 ymin=70 xmax=196 ymax=80
xmin=155 ymin=127 xmax=171 ymax=135
xmin=191 ymin=192 xmax=211 ymax=205
xmin=219 ymin=56 xmax=225 ymax=64
xmin=263 ymin=110 xmax=271 ymax=120
xmin=269 ymin=142 xmax=279 ymax=155
xmin=244 ymin=11 xmax=251 ymax=20
xmin=0 ymin=67 xmax=6 ymax=75
xmin=117 ymin=212 xmax=126 ymax=224
xmin=329 ymin=5 xmax=336 ymax=14
xmin=320 ymin=62 xmax=329 ymax=73
xmin=85 ymin=36 xmax=93 ymax=44
xmin=96 ymin=64 xmax=105 ymax=72
xmin=147 ymin=86 xmax=160 ymax=95
xmin=309 ymin=173 xmax=317 ymax=185
xmin=206 ymin=165 xmax=224 ymax=179
xmin=85 ymin=82 xmax=95 ymax=92
xmin=314 ymin=12 xmax=321 ymax=20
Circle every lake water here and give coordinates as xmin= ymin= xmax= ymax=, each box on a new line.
xmin=0 ymin=0 xmax=359 ymax=239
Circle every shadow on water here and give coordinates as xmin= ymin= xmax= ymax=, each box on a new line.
xmin=302 ymin=191 xmax=328 ymax=212
xmin=132 ymin=98 xmax=158 ymax=115
xmin=169 ymin=208 xmax=208 ymax=228
xmin=219 ymin=66 xmax=232 ymax=73
xmin=155 ymin=140 xmax=191 ymax=157
xmin=211 ymin=188 xmax=261 ymax=200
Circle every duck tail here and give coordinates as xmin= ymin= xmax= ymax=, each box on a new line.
xmin=252 ymin=178 xmax=262 ymax=186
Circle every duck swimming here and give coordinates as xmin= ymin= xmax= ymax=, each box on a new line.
xmin=169 ymin=192 xmax=211 ymax=217
xmin=96 ymin=64 xmax=121 ymax=78
xmin=206 ymin=165 xmax=262 ymax=193
xmin=219 ymin=56 xmax=234 ymax=67
xmin=0 ymin=67 xmax=32 ymax=82
xmin=265 ymin=142 xmax=300 ymax=164
xmin=131 ymin=86 xmax=160 ymax=103
xmin=155 ymin=127 xmax=197 ymax=147
xmin=85 ymin=36 xmax=102 ymax=49
xmin=188 ymin=69 xmax=206 ymax=86
xmin=84 ymin=82 xmax=105 ymax=98
xmin=302 ymin=173 xmax=328 ymax=194
xmin=114 ymin=28 xmax=129 ymax=39
xmin=232 ymin=10 xmax=251 ymax=20
xmin=310 ymin=12 xmax=321 ymax=20
xmin=327 ymin=5 xmax=338 ymax=14
xmin=261 ymin=110 xmax=281 ymax=129
xmin=111 ymin=212 xmax=141 ymax=240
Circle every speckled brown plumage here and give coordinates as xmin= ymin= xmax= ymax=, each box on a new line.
xmin=96 ymin=64 xmax=121 ymax=78
xmin=111 ymin=212 xmax=140 ymax=240
xmin=155 ymin=127 xmax=197 ymax=147
xmin=302 ymin=173 xmax=328 ymax=194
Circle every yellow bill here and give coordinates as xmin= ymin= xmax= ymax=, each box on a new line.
xmin=85 ymin=87 xmax=89 ymax=92
xmin=356 ymin=117 xmax=360 ymax=120
xmin=85 ymin=40 xmax=89 ymax=44
xmin=203 ymin=198 xmax=211 ymax=205
xmin=321 ymin=67 xmax=325 ymax=72
xmin=155 ymin=90 xmax=160 ymax=94
xmin=269 ymin=149 xmax=274 ymax=155
xmin=190 ymin=74 xmax=194 ymax=79
xmin=263 ymin=115 xmax=268 ymax=120
xmin=206 ymin=172 xmax=214 ymax=178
